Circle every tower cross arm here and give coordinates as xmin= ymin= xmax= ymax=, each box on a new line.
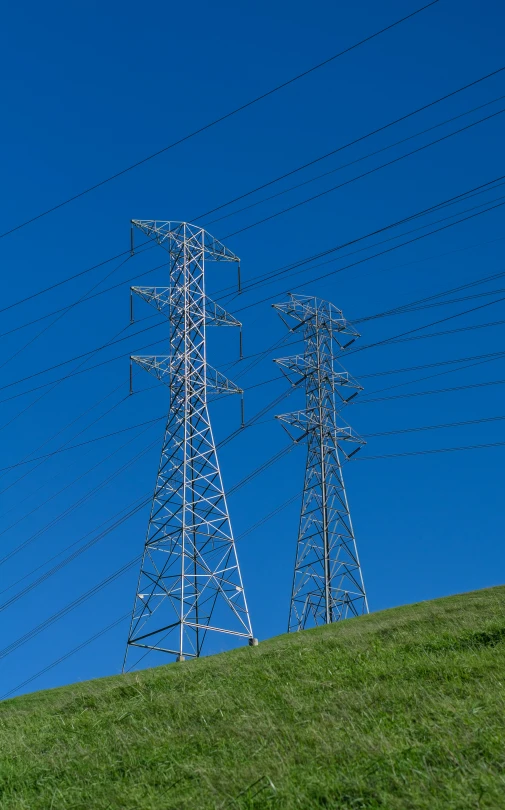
xmin=274 ymin=355 xmax=363 ymax=391
xmin=132 ymin=220 xmax=240 ymax=263
xmin=131 ymin=355 xmax=242 ymax=396
xmin=275 ymin=409 xmax=366 ymax=447
xmin=272 ymin=294 xmax=360 ymax=344
xmin=131 ymin=287 xmax=241 ymax=328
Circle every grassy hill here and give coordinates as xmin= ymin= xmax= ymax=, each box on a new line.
xmin=1 ymin=587 xmax=504 ymax=809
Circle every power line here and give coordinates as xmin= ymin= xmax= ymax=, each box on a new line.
xmin=355 ymin=281 xmax=505 ymax=324
xmin=0 ymin=555 xmax=141 ymax=662
xmin=6 ymin=419 xmax=505 ymax=698
xmin=0 ymin=68 xmax=500 ymax=342
xmin=0 ymin=49 xmax=496 ymax=331
xmin=356 ymin=346 xmax=505 ymax=399
xmin=0 ymin=239 xmax=155 ymax=318
xmin=206 ymin=93 xmax=505 ymax=227
xmin=354 ymin=267 xmax=505 ymax=325
xmin=0 ymin=253 xmax=133 ymax=376
xmin=0 ymin=429 xmax=162 ymax=567
xmin=0 ymin=1 xmax=439 ymax=241
xmin=0 ymin=613 xmax=130 ymax=702
xmin=1 ymin=439 xmax=295 ymax=612
xmin=0 ymin=416 xmax=166 ymax=474
xmin=356 ymin=440 xmax=505 ymax=461
xmin=0 ymin=497 xmax=150 ymax=613
xmin=364 ymin=315 xmax=505 ymax=346
xmin=0 ymin=494 xmax=151 ymax=599
xmin=5 ymin=345 xmax=505 ymax=477
xmin=228 ymin=190 xmax=505 ymax=314
xmin=0 ymin=334 xmax=167 ymax=407
xmin=348 ymin=281 xmax=505 ymax=358
xmin=5 ymin=237 xmax=504 ymax=411
xmin=1 ymin=485 xmax=304 ymax=697
xmin=3 ymin=165 xmax=503 ymax=356
xmin=0 ymin=381 xmax=298 ymax=665
xmin=226 ymin=180 xmax=505 ymax=311
xmin=3 ymin=481 xmax=305 ymax=698
xmin=364 ymin=413 xmax=505 ymax=438
xmin=231 ymin=198 xmax=505 ymax=318
xmin=194 ymin=64 xmax=505 ymax=222
xmin=0 ymin=258 xmax=168 ymax=343
xmin=358 ymin=349 xmax=505 ymax=379
xmin=0 ymin=318 xmax=165 ymax=397
xmin=9 ymin=167 xmax=499 ymax=363
xmin=223 ymin=105 xmax=505 ymax=239
xmin=356 ymin=375 xmax=505 ymax=405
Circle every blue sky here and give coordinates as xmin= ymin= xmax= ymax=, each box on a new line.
xmin=0 ymin=0 xmax=504 ymax=697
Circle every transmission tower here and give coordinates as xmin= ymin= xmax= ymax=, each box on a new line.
xmin=123 ymin=221 xmax=256 ymax=669
xmin=273 ymin=293 xmax=368 ymax=631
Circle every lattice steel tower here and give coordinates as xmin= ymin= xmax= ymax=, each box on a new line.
xmin=273 ymin=294 xmax=368 ymax=631
xmin=123 ymin=221 xmax=256 ymax=669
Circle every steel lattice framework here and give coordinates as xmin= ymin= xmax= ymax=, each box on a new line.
xmin=273 ymin=294 xmax=368 ymax=631
xmin=123 ymin=221 xmax=255 ymax=668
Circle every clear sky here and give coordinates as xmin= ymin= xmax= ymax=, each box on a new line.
xmin=0 ymin=0 xmax=504 ymax=698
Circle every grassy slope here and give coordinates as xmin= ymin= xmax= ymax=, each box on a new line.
xmin=1 ymin=587 xmax=505 ymax=810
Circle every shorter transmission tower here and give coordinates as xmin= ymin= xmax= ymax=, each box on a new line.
xmin=273 ymin=293 xmax=368 ymax=631
xmin=123 ymin=221 xmax=256 ymax=670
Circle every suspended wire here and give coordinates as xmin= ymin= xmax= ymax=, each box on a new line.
xmin=4 ymin=139 xmax=487 ymax=369
xmin=5 ymin=418 xmax=505 ymax=698
xmin=0 ymin=497 xmax=150 ymax=612
xmin=0 ymin=239 xmax=156 ymax=318
xmin=0 ymin=317 xmax=166 ymax=397
xmin=205 ymin=171 xmax=505 ymax=302
xmin=1 ymin=484 xmax=304 ymax=697
xmin=194 ymin=64 xmax=505 ymax=222
xmin=0 ymin=257 xmax=169 ymax=343
xmin=356 ymin=375 xmax=505 ymax=405
xmin=0 ymin=493 xmax=151 ymax=599
xmin=1 ymin=437 xmax=295 ymax=612
xmin=0 ymin=612 xmax=131 ymax=702
xmin=0 ymin=384 xmax=299 ymax=663
xmin=0 ymin=380 xmax=126 ymax=486
xmin=4 ymin=340 xmax=505 ymax=479
xmin=5 ymin=341 xmax=505 ymax=477
xmin=0 ymin=555 xmax=141 ymax=662
xmin=222 ymin=105 xmax=505 ymax=239
xmin=0 ymin=331 xmax=167 ymax=407
xmin=354 ymin=268 xmax=505 ymax=324
xmin=206 ymin=93 xmax=505 ymax=227
xmin=357 ymin=348 xmax=505 ymax=400
xmin=356 ymin=440 xmax=505 ymax=461
xmin=359 ymin=349 xmax=505 ymax=379
xmin=0 ymin=415 xmax=166 ymax=474
xmin=366 ymin=315 xmax=505 ymax=346
xmin=235 ymin=491 xmax=302 ymax=542
xmin=356 ymin=283 xmax=505 ymax=322
xmin=230 ymin=196 xmax=505 ymax=315
xmin=223 ymin=190 xmax=505 ymax=317
xmin=265 ymin=198 xmax=505 ymax=318
xmin=0 ymin=252 xmax=133 ymax=376
xmin=0 ymin=50 xmax=498 ymax=327
xmin=347 ymin=282 xmax=505 ymax=359
xmin=3 ymin=180 xmax=504 ymax=411
xmin=364 ymin=413 xmax=505 ymax=438
xmin=0 ymin=428 xmax=162 ymax=567
xmin=0 ymin=1 xmax=439 ymax=242
xmin=2 ymin=164 xmax=503 ymax=381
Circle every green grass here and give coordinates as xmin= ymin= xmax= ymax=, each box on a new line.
xmin=1 ymin=587 xmax=505 ymax=809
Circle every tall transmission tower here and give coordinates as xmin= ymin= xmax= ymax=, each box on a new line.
xmin=123 ymin=221 xmax=256 ymax=669
xmin=273 ymin=293 xmax=368 ymax=631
